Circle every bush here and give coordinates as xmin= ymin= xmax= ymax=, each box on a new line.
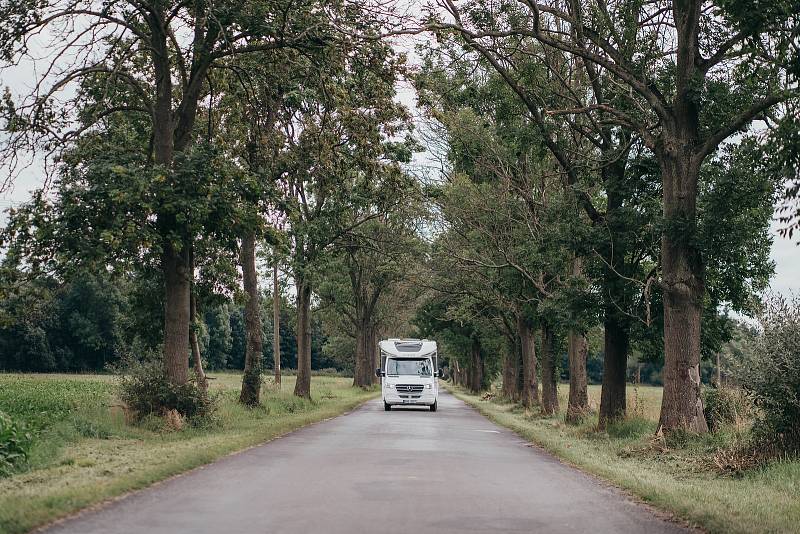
xmin=117 ymin=356 xmax=217 ymax=424
xmin=735 ymin=295 xmax=800 ymax=454
xmin=702 ymin=387 xmax=752 ymax=431
xmin=0 ymin=411 xmax=33 ymax=476
xmin=72 ymin=416 xmax=113 ymax=439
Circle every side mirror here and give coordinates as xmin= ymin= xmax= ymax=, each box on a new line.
xmin=375 ymin=368 xmax=383 ymax=378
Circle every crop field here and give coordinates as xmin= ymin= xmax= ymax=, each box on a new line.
xmin=0 ymin=375 xmax=116 ymax=432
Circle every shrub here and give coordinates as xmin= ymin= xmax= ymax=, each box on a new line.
xmin=702 ymin=387 xmax=752 ymax=431
xmin=0 ymin=411 xmax=33 ymax=475
xmin=735 ymin=295 xmax=800 ymax=454
xmin=117 ymin=356 xmax=217 ymax=424
xmin=72 ymin=416 xmax=113 ymax=439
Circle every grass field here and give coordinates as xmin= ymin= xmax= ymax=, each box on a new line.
xmin=448 ymin=382 xmax=800 ymax=534
xmin=0 ymin=373 xmax=377 ymax=534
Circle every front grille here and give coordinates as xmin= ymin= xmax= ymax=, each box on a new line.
xmin=395 ymin=384 xmax=424 ymax=393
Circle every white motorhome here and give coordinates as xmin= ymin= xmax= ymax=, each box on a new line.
xmin=376 ymin=339 xmax=439 ymax=411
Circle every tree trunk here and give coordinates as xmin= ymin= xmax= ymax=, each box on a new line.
xmin=356 ymin=325 xmax=365 ymax=387
xmin=162 ymin=241 xmax=190 ymax=385
xmin=273 ymin=262 xmax=281 ymax=388
xmin=540 ymin=323 xmax=558 ymax=415
xmin=657 ymin=149 xmax=708 ymax=433
xmin=656 ymin=5 xmax=708 ymax=434
xmin=152 ymin=35 xmax=191 ymax=386
xmin=566 ymin=330 xmax=588 ymax=424
xmin=502 ymin=336 xmax=519 ymax=400
xmin=469 ymin=337 xmax=483 ymax=393
xmin=518 ymin=316 xmax=539 ymax=408
xmin=293 ymin=278 xmax=312 ymax=399
xmin=597 ymin=162 xmax=634 ymax=428
xmin=527 ymin=330 xmax=539 ymax=406
xmin=353 ymin=314 xmax=374 ymax=388
xmin=366 ymin=323 xmax=376 ymax=386
xmin=599 ymin=314 xmax=630 ymax=428
xmin=189 ymin=281 xmax=207 ymax=394
xmin=371 ymin=325 xmax=379 ymax=376
xmin=239 ymin=234 xmax=263 ymax=406
xmin=566 ymin=256 xmax=588 ymax=423
xmin=715 ymin=352 xmax=721 ymax=388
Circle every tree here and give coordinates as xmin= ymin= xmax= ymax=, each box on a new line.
xmin=318 ymin=205 xmax=423 ymax=388
xmin=426 ymin=0 xmax=798 ymax=432
xmin=0 ymin=0 xmax=339 ymax=387
xmin=418 ymin=8 xmax=658 ymax=424
xmin=270 ymin=30 xmax=413 ymax=398
xmin=0 ymin=267 xmax=131 ymax=371
xmin=202 ymin=48 xmax=292 ymax=403
xmin=204 ymin=305 xmax=233 ymax=370
xmin=415 ymin=82 xmax=596 ymax=415
xmin=272 ymin=262 xmax=281 ymax=387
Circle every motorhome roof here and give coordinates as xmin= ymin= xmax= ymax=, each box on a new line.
xmin=379 ymin=339 xmax=437 ymax=357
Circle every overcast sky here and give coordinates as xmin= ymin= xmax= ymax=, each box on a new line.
xmin=1 ymin=37 xmax=798 ymax=299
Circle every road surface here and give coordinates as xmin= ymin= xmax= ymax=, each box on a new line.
xmin=43 ymin=391 xmax=689 ymax=534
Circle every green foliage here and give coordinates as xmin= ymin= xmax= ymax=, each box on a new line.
xmin=0 ymin=268 xmax=132 ymax=372
xmin=702 ymin=387 xmax=752 ymax=431
xmin=0 ymin=411 xmax=32 ymax=476
xmin=117 ymin=357 xmax=217 ymax=423
xmin=699 ymin=140 xmax=777 ymax=315
xmin=735 ymin=295 xmax=800 ymax=453
xmin=203 ymin=305 xmax=233 ymax=370
xmin=0 ymin=376 xmax=113 ymax=432
xmin=71 ymin=415 xmax=113 ymax=440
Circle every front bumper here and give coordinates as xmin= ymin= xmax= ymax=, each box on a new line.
xmin=383 ymin=390 xmax=437 ymax=406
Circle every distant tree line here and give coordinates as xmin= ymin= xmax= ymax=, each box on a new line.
xmin=0 ymin=268 xmax=343 ymax=373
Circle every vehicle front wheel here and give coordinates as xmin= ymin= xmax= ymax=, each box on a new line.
xmin=384 ymin=402 xmax=391 ymax=411
xmin=430 ymin=401 xmax=437 ymax=412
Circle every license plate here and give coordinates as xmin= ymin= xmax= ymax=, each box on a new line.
xmin=403 ymin=399 xmax=413 ymax=404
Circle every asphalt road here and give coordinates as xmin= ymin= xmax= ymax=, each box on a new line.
xmin=42 ymin=391 xmax=689 ymax=534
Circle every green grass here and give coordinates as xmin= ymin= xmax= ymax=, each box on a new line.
xmin=0 ymin=375 xmax=116 ymax=432
xmin=0 ymin=373 xmax=377 ymax=534
xmin=447 ymin=383 xmax=800 ymax=534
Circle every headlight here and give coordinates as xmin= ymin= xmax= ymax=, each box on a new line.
xmin=385 ymin=383 xmax=393 ymax=389
xmin=425 ymin=384 xmax=432 ymax=389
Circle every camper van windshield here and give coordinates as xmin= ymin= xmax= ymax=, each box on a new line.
xmin=386 ymin=358 xmax=432 ymax=377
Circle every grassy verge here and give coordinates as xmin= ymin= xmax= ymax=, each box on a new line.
xmin=446 ymin=383 xmax=800 ymax=534
xmin=0 ymin=373 xmax=377 ymax=534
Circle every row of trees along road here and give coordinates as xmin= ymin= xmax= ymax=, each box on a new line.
xmin=0 ymin=1 xmax=422 ymax=404
xmin=411 ymin=0 xmax=798 ymax=432
xmin=0 ymin=0 xmax=798 ymax=435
